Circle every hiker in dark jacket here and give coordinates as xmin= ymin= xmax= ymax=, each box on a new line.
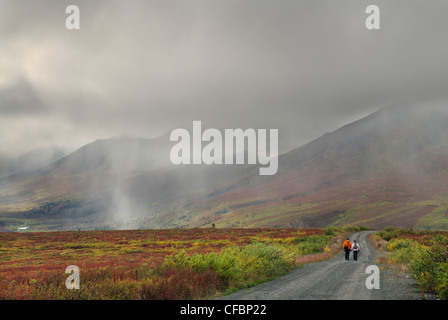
xmin=352 ymin=240 xmax=360 ymax=261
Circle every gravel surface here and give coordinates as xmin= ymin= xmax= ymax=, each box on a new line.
xmin=218 ymin=231 xmax=436 ymax=300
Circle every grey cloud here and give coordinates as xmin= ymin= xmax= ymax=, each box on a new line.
xmin=0 ymin=0 xmax=447 ymax=155
xmin=0 ymin=78 xmax=47 ymax=116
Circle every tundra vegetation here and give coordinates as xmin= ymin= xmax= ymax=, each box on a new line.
xmin=374 ymin=226 xmax=448 ymax=300
xmin=0 ymin=226 xmax=362 ymax=299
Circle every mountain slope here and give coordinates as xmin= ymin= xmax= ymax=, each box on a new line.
xmin=174 ymin=102 xmax=448 ymax=229
xmin=0 ymin=133 xmax=257 ymax=230
xmin=1 ymin=101 xmax=448 ymax=231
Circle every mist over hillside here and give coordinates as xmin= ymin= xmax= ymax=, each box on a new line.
xmin=0 ymin=100 xmax=447 ymax=231
xmin=0 ymin=147 xmax=66 ymax=178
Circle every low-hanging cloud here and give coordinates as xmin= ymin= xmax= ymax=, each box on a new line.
xmin=0 ymin=78 xmax=47 ymax=116
xmin=0 ymin=0 xmax=447 ymax=156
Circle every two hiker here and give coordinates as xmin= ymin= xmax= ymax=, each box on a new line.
xmin=342 ymin=239 xmax=360 ymax=261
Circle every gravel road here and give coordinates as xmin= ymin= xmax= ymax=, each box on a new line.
xmin=219 ymin=231 xmax=432 ymax=300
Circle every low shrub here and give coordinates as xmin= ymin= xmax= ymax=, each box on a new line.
xmin=163 ymin=242 xmax=298 ymax=289
xmin=408 ymin=235 xmax=448 ymax=299
xmin=381 ymin=230 xmax=448 ymax=300
xmin=293 ymin=235 xmax=332 ymax=255
xmin=388 ymin=239 xmax=426 ymax=265
xmin=140 ymin=267 xmax=221 ymax=300
xmin=342 ymin=225 xmax=372 ymax=233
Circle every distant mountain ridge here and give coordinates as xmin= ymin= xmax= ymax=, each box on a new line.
xmin=0 ymin=147 xmax=66 ymax=178
xmin=46 ymin=135 xmax=172 ymax=176
xmin=1 ymin=101 xmax=448 ymax=231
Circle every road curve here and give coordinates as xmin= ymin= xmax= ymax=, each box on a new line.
xmin=218 ymin=231 xmax=423 ymax=300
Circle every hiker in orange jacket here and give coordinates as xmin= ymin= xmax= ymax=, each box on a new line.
xmin=343 ymin=239 xmax=352 ymax=260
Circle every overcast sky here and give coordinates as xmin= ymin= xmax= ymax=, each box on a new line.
xmin=1 ymin=0 xmax=447 ymax=157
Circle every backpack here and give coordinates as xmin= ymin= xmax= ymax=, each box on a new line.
xmin=353 ymin=242 xmax=358 ymax=250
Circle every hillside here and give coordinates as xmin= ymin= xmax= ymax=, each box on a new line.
xmin=1 ymin=102 xmax=448 ymax=231
xmin=162 ymin=102 xmax=448 ymax=230
xmin=0 ymin=134 xmax=254 ymax=230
